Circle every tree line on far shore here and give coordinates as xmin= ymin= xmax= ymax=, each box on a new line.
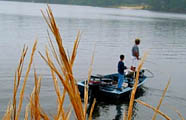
xmin=149 ymin=0 xmax=186 ymax=12
xmin=5 ymin=0 xmax=186 ymax=12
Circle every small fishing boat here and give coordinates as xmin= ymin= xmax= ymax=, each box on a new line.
xmin=77 ymin=69 xmax=153 ymax=100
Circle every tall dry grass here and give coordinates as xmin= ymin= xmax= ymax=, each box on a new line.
xmin=3 ymin=5 xmax=96 ymax=120
xmin=40 ymin=5 xmax=96 ymax=120
xmin=2 ymin=5 xmax=185 ymax=120
xmin=3 ymin=41 xmax=37 ymax=120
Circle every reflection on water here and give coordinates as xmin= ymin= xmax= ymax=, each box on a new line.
xmin=0 ymin=1 xmax=186 ymax=119
xmin=88 ymin=87 xmax=146 ymax=120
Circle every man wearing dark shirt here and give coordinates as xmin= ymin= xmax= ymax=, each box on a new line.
xmin=117 ymin=55 xmax=127 ymax=91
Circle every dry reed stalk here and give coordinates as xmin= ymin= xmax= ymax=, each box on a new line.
xmin=29 ymin=71 xmax=39 ymax=120
xmin=40 ymin=5 xmax=95 ymax=120
xmin=40 ymin=50 xmax=77 ymax=104
xmin=46 ymin=46 xmax=61 ymax=102
xmin=28 ymin=69 xmax=50 ymax=120
xmin=60 ymin=90 xmax=67 ymax=117
xmin=24 ymin=104 xmax=30 ymax=120
xmin=3 ymin=42 xmax=35 ymax=120
xmin=43 ymin=43 xmax=84 ymax=119
xmin=13 ymin=45 xmax=28 ymax=120
xmin=66 ymin=111 xmax=72 ymax=120
xmin=40 ymin=34 xmax=85 ymax=120
xmin=37 ymin=76 xmax=42 ymax=94
xmin=41 ymin=6 xmax=72 ymax=77
xmin=48 ymin=35 xmax=70 ymax=119
xmin=4 ymin=44 xmax=31 ymax=120
xmin=135 ymin=100 xmax=171 ymax=120
xmin=33 ymin=78 xmax=50 ymax=120
xmin=70 ymin=31 xmax=81 ymax=66
xmin=127 ymin=52 xmax=148 ymax=120
xmin=29 ymin=92 xmax=34 ymax=120
xmin=52 ymin=78 xmax=65 ymax=119
xmin=87 ymin=46 xmax=96 ymax=84
xmin=3 ymin=103 xmax=13 ymax=120
xmin=41 ymin=5 xmax=97 ymax=119
xmin=46 ymin=46 xmax=66 ymax=120
xmin=88 ymin=99 xmax=96 ymax=120
xmin=39 ymin=111 xmax=50 ymax=120
xmin=42 ymin=5 xmax=79 ymax=97
xmin=33 ymin=69 xmax=41 ymax=120
xmin=123 ymin=111 xmax=127 ymax=120
xmin=48 ymin=31 xmax=65 ymax=73
xmin=47 ymin=33 xmax=69 ymax=120
xmin=84 ymin=80 xmax=89 ymax=118
xmin=15 ymin=40 xmax=37 ymax=120
xmin=37 ymin=86 xmax=50 ymax=119
xmin=64 ymin=105 xmax=72 ymax=120
xmin=152 ymin=80 xmax=171 ymax=120
xmin=84 ymin=47 xmax=95 ymax=118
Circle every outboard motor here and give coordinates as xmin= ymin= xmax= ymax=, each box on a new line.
xmin=125 ymin=69 xmax=145 ymax=87
xmin=125 ymin=69 xmax=145 ymax=78
xmin=139 ymin=69 xmax=145 ymax=78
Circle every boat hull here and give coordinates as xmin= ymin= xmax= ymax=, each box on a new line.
xmin=77 ymin=72 xmax=147 ymax=101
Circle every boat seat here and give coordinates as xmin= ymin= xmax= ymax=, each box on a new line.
xmin=91 ymin=75 xmax=103 ymax=79
xmin=100 ymin=78 xmax=113 ymax=83
xmin=90 ymin=75 xmax=113 ymax=83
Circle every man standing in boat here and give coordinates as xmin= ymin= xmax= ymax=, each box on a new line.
xmin=131 ymin=38 xmax=141 ymax=71
xmin=117 ymin=55 xmax=127 ymax=91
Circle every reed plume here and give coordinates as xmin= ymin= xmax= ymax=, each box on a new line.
xmin=40 ymin=5 xmax=95 ymax=120
xmin=27 ymin=68 xmax=50 ymax=120
xmin=3 ymin=103 xmax=13 ymax=120
xmin=3 ymin=41 xmax=37 ymax=120
xmin=15 ymin=40 xmax=37 ymax=120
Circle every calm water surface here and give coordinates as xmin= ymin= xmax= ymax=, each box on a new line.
xmin=0 ymin=1 xmax=186 ymax=119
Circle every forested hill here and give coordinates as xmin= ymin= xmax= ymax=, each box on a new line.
xmin=3 ymin=0 xmax=186 ymax=12
xmin=149 ymin=0 xmax=186 ymax=12
xmin=3 ymin=0 xmax=149 ymax=7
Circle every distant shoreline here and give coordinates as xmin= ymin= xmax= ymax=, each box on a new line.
xmin=116 ymin=5 xmax=149 ymax=10
xmin=2 ymin=0 xmax=186 ymax=13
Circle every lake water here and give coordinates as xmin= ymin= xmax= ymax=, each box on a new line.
xmin=0 ymin=1 xmax=186 ymax=119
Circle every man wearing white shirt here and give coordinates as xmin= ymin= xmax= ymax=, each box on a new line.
xmin=131 ymin=38 xmax=140 ymax=71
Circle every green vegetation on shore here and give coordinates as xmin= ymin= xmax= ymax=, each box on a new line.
xmin=4 ymin=0 xmax=147 ymax=7
xmin=4 ymin=0 xmax=186 ymax=13
xmin=149 ymin=0 xmax=186 ymax=12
